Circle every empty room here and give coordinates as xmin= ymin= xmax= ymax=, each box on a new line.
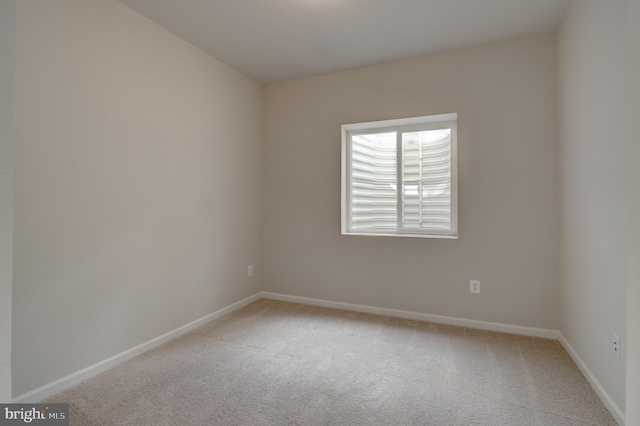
xmin=1 ymin=0 xmax=638 ymax=425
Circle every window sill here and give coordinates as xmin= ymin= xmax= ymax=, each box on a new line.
xmin=341 ymin=231 xmax=458 ymax=239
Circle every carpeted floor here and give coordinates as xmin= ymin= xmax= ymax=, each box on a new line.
xmin=46 ymin=299 xmax=617 ymax=425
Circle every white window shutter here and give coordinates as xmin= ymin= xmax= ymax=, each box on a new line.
xmin=401 ymin=129 xmax=452 ymax=231
xmin=350 ymin=133 xmax=397 ymax=231
xmin=341 ymin=113 xmax=457 ymax=238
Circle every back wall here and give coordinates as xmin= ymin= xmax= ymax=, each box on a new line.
xmin=262 ymin=34 xmax=559 ymax=330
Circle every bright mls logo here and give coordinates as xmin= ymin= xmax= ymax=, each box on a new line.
xmin=0 ymin=404 xmax=68 ymax=425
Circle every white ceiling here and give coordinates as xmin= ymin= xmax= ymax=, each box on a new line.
xmin=119 ymin=0 xmax=572 ymax=84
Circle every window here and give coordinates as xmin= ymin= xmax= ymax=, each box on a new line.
xmin=341 ymin=113 xmax=458 ymax=238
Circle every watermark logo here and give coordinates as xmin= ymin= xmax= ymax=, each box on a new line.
xmin=0 ymin=404 xmax=68 ymax=425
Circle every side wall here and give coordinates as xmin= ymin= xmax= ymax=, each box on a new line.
xmin=0 ymin=0 xmax=16 ymax=403
xmin=558 ymin=0 xmax=630 ymax=414
xmin=262 ymin=34 xmax=560 ymax=330
xmin=13 ymin=0 xmax=262 ymax=396
xmin=626 ymin=0 xmax=640 ymax=423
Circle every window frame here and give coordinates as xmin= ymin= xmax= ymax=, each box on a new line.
xmin=341 ymin=113 xmax=458 ymax=239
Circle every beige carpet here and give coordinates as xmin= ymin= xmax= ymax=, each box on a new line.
xmin=46 ymin=299 xmax=617 ymax=425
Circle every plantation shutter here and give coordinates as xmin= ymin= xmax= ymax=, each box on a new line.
xmin=342 ymin=113 xmax=457 ymax=238
xmin=350 ymin=132 xmax=397 ymax=231
xmin=401 ymin=129 xmax=452 ymax=232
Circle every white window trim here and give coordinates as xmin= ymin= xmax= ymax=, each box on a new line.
xmin=341 ymin=113 xmax=458 ymax=239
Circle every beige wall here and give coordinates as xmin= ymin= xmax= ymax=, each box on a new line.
xmin=626 ymin=0 xmax=640 ymax=423
xmin=558 ymin=0 xmax=630 ymax=413
xmin=13 ymin=0 xmax=262 ymax=397
xmin=0 ymin=0 xmax=16 ymax=403
xmin=262 ymin=34 xmax=559 ymax=330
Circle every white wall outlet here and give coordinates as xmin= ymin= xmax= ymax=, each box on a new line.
xmin=613 ymin=334 xmax=621 ymax=359
xmin=248 ymin=265 xmax=254 ymax=277
xmin=470 ymin=280 xmax=480 ymax=294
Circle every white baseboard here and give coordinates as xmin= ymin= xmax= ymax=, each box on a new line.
xmin=558 ymin=332 xmax=625 ymax=426
xmin=260 ymin=292 xmax=558 ymax=339
xmin=12 ymin=292 xmax=263 ymax=403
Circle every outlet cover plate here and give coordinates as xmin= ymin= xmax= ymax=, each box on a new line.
xmin=613 ymin=334 xmax=621 ymax=359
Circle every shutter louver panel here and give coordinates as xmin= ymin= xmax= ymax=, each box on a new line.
xmin=350 ymin=133 xmax=397 ymax=230
xmin=402 ymin=129 xmax=452 ymax=231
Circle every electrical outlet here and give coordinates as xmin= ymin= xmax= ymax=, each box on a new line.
xmin=248 ymin=265 xmax=254 ymax=276
xmin=470 ymin=280 xmax=480 ymax=294
xmin=613 ymin=334 xmax=621 ymax=359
